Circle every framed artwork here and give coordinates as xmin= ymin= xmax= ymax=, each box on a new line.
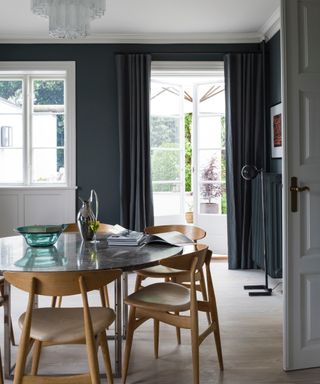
xmin=270 ymin=103 xmax=282 ymax=158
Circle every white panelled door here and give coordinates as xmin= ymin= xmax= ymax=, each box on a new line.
xmin=283 ymin=0 xmax=320 ymax=370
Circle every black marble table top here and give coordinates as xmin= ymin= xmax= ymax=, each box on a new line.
xmin=0 ymin=232 xmax=186 ymax=272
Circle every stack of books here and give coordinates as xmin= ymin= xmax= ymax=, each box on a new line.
xmin=107 ymin=230 xmax=145 ymax=246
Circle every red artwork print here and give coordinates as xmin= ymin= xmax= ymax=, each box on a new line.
xmin=273 ymin=113 xmax=282 ymax=147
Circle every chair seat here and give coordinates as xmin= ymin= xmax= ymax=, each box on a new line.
xmin=125 ymin=282 xmax=190 ymax=312
xmin=19 ymin=307 xmax=115 ymax=343
xmin=136 ymin=265 xmax=189 ymax=278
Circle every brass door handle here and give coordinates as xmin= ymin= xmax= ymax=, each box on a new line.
xmin=290 ymin=177 xmax=310 ymax=212
xmin=290 ymin=186 xmax=310 ymax=192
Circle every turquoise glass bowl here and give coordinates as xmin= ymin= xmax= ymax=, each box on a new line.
xmin=15 ymin=225 xmax=67 ymax=247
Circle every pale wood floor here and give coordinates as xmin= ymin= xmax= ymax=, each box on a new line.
xmin=2 ymin=261 xmax=320 ymax=383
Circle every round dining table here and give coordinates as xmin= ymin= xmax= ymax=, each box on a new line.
xmin=0 ymin=232 xmax=187 ymax=379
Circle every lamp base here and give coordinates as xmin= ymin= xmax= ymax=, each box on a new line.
xmin=244 ymin=284 xmax=272 ymax=296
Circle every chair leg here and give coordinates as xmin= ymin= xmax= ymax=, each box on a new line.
xmin=99 ymin=332 xmax=113 ymax=384
xmin=153 ymin=319 xmax=159 ymax=358
xmin=31 ymin=340 xmax=42 ymax=375
xmin=10 ymin=317 xmax=16 ymax=346
xmin=99 ymin=288 xmax=106 ymax=307
xmin=57 ymin=296 xmax=62 ymax=308
xmin=0 ymin=347 xmax=3 ymax=384
xmin=134 ymin=274 xmax=144 ymax=292
xmin=171 ymin=277 xmax=181 ymax=344
xmin=104 ymin=286 xmax=110 ymax=307
xmin=206 ymin=264 xmax=224 ymax=370
xmin=86 ymin=337 xmax=100 ymax=384
xmin=175 ymin=312 xmax=181 ymax=344
xmin=209 ymin=295 xmax=223 ymax=370
xmin=190 ymin=312 xmax=200 ymax=384
xmin=14 ymin=336 xmax=33 ymax=384
xmin=50 ymin=296 xmax=57 ymax=307
xmin=122 ymin=306 xmax=136 ymax=384
xmin=199 ymin=269 xmax=211 ymax=324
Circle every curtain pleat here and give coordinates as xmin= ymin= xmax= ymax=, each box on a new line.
xmin=116 ymin=54 xmax=154 ymax=231
xmin=225 ymin=53 xmax=265 ymax=269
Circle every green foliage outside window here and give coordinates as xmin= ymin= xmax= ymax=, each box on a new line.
xmin=185 ymin=113 xmax=192 ymax=192
xmin=151 ymin=144 xmax=180 ymax=192
xmin=150 ymin=116 xmax=179 ymax=148
xmin=33 ymin=80 xmax=64 ymax=105
xmin=0 ymin=80 xmax=22 ymax=106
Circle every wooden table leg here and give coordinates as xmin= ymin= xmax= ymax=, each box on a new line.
xmin=4 ymin=280 xmax=12 ymax=379
xmin=114 ymin=276 xmax=122 ymax=378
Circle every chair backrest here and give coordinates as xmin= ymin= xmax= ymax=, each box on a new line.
xmin=64 ymin=222 xmax=114 ymax=233
xmin=144 ymin=224 xmax=206 ymax=242
xmin=4 ymin=269 xmax=122 ymax=297
xmin=160 ymin=243 xmax=208 ymax=273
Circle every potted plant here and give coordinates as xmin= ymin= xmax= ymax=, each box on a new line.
xmin=200 ymin=156 xmax=222 ymax=214
xmin=185 ymin=200 xmax=193 ymax=223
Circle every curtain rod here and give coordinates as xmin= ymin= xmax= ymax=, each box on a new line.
xmin=115 ymin=51 xmax=262 ymax=55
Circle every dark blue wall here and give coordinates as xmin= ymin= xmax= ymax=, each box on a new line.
xmin=0 ymin=42 xmax=260 ymax=224
xmin=266 ymin=31 xmax=282 ymax=173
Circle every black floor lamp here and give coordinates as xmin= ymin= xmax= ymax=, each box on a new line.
xmin=241 ymin=164 xmax=272 ymax=296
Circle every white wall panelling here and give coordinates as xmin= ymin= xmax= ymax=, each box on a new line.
xmin=0 ymin=188 xmax=76 ymax=237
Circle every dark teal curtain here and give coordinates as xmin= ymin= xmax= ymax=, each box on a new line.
xmin=225 ymin=53 xmax=266 ymax=269
xmin=116 ymin=54 xmax=154 ymax=231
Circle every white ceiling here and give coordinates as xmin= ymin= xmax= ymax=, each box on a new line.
xmin=0 ymin=0 xmax=280 ymax=43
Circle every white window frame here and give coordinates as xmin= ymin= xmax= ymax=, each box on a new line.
xmin=0 ymin=61 xmax=76 ymax=188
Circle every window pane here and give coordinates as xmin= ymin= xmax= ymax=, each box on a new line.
xmin=150 ymin=82 xmax=180 ymax=117
xmin=199 ymin=182 xmax=227 ymax=214
xmin=152 ymin=182 xmax=181 ymax=193
xmin=32 ymin=114 xmax=64 ymax=148
xmin=150 ymin=116 xmax=180 ymax=148
xmin=32 ymin=149 xmax=65 ymax=183
xmin=198 ymin=116 xmax=223 ymax=148
xmin=57 ymin=115 xmax=64 ymax=146
xmin=198 ymin=83 xmax=225 ymax=114
xmin=199 ymin=150 xmax=221 ymax=182
xmin=0 ymin=80 xmax=23 ymax=107
xmin=31 ymin=79 xmax=65 ymax=184
xmin=0 ymin=118 xmax=23 ymax=147
xmin=200 ymin=181 xmax=223 ymax=201
xmin=153 ymin=188 xmax=181 ymax=216
xmin=33 ymin=80 xmax=64 ymax=106
xmin=0 ymin=81 xmax=24 ymax=151
xmin=221 ymin=185 xmax=227 ymax=214
xmin=0 ymin=149 xmax=23 ymax=183
xmin=151 ymin=149 xmax=180 ymax=182
xmin=221 ymin=149 xmax=226 ymax=182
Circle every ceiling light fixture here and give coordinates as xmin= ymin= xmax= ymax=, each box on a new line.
xmin=31 ymin=0 xmax=106 ymax=39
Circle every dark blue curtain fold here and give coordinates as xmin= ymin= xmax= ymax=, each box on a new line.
xmin=225 ymin=53 xmax=265 ymax=269
xmin=116 ymin=54 xmax=154 ymax=231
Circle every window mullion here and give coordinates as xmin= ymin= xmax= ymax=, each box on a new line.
xmin=25 ymin=75 xmax=32 ymax=185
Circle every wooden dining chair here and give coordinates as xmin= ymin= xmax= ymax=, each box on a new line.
xmin=4 ymin=269 xmax=122 ymax=384
xmin=0 ymin=276 xmax=15 ymax=346
xmin=0 ymin=280 xmax=5 ymax=384
xmin=64 ymin=222 xmax=114 ymax=234
xmin=52 ymin=222 xmax=113 ymax=308
xmin=134 ymin=224 xmax=208 ymax=344
xmin=122 ymin=244 xmax=223 ymax=384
